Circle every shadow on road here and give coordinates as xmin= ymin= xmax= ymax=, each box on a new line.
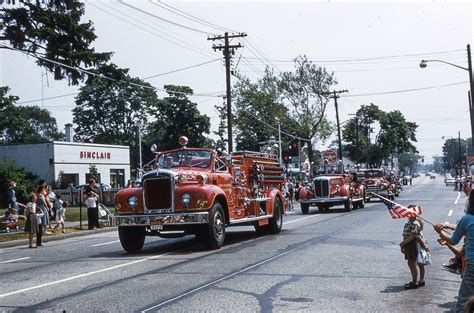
xmin=379 ymin=285 xmax=406 ymax=293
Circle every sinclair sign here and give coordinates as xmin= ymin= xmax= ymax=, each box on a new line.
xmin=321 ymin=150 xmax=337 ymax=164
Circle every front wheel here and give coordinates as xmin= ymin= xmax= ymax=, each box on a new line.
xmin=118 ymin=226 xmax=146 ymax=253
xmin=359 ymin=197 xmax=365 ymax=209
xmin=202 ymin=203 xmax=226 ymax=249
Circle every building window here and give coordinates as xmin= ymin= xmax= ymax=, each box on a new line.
xmin=60 ymin=174 xmax=79 ymax=188
xmin=110 ymin=169 xmax=125 ymax=188
xmin=85 ymin=173 xmax=101 ymax=184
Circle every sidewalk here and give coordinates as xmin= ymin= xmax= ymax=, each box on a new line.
xmin=0 ymin=224 xmax=117 ymax=249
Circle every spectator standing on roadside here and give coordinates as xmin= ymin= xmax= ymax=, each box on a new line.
xmin=85 ymin=191 xmax=100 ymax=229
xmin=288 ymin=179 xmax=294 ymax=203
xmin=399 ymin=211 xmax=423 ymax=289
xmin=36 ymin=185 xmax=50 ymax=234
xmin=434 ymin=189 xmax=474 ymax=312
xmin=295 ymin=180 xmax=301 ymax=201
xmin=53 ymin=195 xmax=67 ymax=234
xmin=84 ymin=179 xmax=101 ymax=229
xmin=7 ymin=181 xmax=21 ymax=211
xmin=46 ymin=185 xmax=57 ymax=219
xmin=24 ymin=194 xmax=39 ymax=248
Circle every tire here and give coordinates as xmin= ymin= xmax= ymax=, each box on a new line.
xmin=301 ymin=203 xmax=310 ymax=215
xmin=118 ymin=226 xmax=146 ymax=253
xmin=202 ymin=203 xmax=226 ymax=249
xmin=317 ymin=205 xmax=324 ymax=212
xmin=359 ymin=197 xmax=365 ymax=209
xmin=344 ymin=198 xmax=352 ymax=212
xmin=268 ymin=197 xmax=283 ymax=234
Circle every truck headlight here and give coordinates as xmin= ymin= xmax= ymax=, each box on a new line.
xmin=128 ymin=196 xmax=138 ymax=207
xmin=182 ymin=193 xmax=192 ymax=206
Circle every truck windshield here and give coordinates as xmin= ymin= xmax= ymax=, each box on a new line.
xmin=158 ymin=150 xmax=212 ymax=169
xmin=364 ymin=171 xmax=383 ymax=178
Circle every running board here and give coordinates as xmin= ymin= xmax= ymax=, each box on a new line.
xmin=229 ymin=214 xmax=273 ymax=225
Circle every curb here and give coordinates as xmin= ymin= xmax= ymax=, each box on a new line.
xmin=0 ymin=227 xmax=117 ymax=249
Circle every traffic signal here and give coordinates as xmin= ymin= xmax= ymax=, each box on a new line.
xmin=289 ymin=139 xmax=299 ymax=156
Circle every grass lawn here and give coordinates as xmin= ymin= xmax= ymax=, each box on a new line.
xmin=0 ymin=225 xmax=88 ymax=243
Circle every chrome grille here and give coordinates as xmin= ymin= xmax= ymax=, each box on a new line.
xmin=143 ymin=175 xmax=173 ymax=211
xmin=314 ymin=179 xmax=330 ymax=197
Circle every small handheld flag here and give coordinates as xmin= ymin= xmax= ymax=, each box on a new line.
xmin=369 ymin=193 xmax=422 ymax=219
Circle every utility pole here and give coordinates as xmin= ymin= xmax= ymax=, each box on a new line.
xmin=208 ymin=32 xmax=247 ymax=153
xmin=467 ymin=44 xmax=474 ymax=148
xmin=459 ymin=131 xmax=462 ymax=177
xmin=323 ymin=90 xmax=349 ymax=165
xmin=277 ymin=119 xmax=282 ymax=165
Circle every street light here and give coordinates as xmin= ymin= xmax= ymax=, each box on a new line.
xmin=420 ymin=44 xmax=474 ymax=148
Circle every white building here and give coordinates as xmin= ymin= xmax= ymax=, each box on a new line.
xmin=0 ymin=141 xmax=130 ymax=188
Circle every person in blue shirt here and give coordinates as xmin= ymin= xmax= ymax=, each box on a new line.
xmin=435 ymin=189 xmax=474 ymax=312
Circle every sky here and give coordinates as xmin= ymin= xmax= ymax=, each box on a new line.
xmin=0 ymin=0 xmax=473 ymax=163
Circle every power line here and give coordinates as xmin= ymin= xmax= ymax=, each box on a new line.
xmin=116 ymin=0 xmax=213 ymax=35
xmin=243 ymin=49 xmax=465 ymax=64
xmin=240 ymin=109 xmax=310 ymax=142
xmin=88 ymin=1 xmax=215 ymax=58
xmin=15 ymin=58 xmax=223 ymax=105
xmin=143 ymin=58 xmax=221 ymax=79
xmin=1 ymin=43 xmax=223 ymax=98
xmin=341 ymin=81 xmax=469 ymax=97
xmin=149 ymin=0 xmax=237 ymax=33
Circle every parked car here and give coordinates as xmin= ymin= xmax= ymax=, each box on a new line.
xmin=76 ymin=183 xmax=112 ymax=191
xmin=430 ymin=173 xmax=436 ymax=179
xmin=445 ymin=175 xmax=455 ymax=186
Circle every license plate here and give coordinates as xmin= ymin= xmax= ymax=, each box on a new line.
xmin=151 ymin=224 xmax=163 ymax=230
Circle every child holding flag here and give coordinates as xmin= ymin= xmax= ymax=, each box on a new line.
xmin=400 ymin=212 xmax=428 ymax=289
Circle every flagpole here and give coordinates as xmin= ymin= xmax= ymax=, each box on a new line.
xmin=368 ymin=192 xmax=435 ymax=226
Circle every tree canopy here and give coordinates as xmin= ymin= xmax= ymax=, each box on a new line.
xmin=442 ymin=136 xmax=469 ymax=170
xmin=144 ymin=85 xmax=211 ymax=154
xmin=0 ymin=0 xmax=112 ymax=85
xmin=342 ymin=103 xmax=418 ymax=167
xmin=72 ymin=69 xmax=159 ymax=167
xmin=233 ymin=69 xmax=298 ymax=152
xmin=0 ymin=86 xmax=63 ymax=144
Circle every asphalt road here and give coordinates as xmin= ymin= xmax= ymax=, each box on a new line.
xmin=0 ymin=174 xmax=466 ymax=312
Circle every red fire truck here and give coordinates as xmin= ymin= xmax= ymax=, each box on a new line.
xmin=298 ymin=171 xmax=366 ymax=213
xmin=111 ymin=137 xmax=287 ymax=253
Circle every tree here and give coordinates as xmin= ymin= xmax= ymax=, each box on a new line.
xmin=398 ymin=152 xmax=422 ymax=175
xmin=0 ymin=86 xmax=63 ymax=144
xmin=144 ymin=85 xmax=211 ymax=154
xmin=278 ymin=55 xmax=337 ymax=162
xmin=442 ymin=137 xmax=469 ymax=171
xmin=233 ymin=70 xmax=297 ymax=153
xmin=88 ymin=164 xmax=99 ymax=182
xmin=342 ymin=104 xmax=418 ymax=167
xmin=0 ymin=160 xmax=37 ymax=208
xmin=0 ymin=0 xmax=112 ymax=85
xmin=72 ymin=69 xmax=159 ymax=168
xmin=213 ymin=99 xmax=227 ymax=151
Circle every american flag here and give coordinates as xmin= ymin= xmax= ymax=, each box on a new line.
xmin=380 ymin=198 xmax=422 ymax=219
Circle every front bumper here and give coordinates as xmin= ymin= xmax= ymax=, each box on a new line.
xmin=300 ymin=196 xmax=348 ymax=205
xmin=110 ymin=212 xmax=209 ymax=227
xmin=367 ymin=190 xmax=392 ymax=197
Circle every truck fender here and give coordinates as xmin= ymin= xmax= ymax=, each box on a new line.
xmin=266 ymin=189 xmax=286 ymax=214
xmin=176 ymin=184 xmax=227 ymax=211
xmin=115 ymin=188 xmax=144 ymax=214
